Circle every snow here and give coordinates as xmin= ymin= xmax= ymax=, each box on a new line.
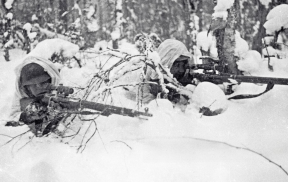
xmin=259 ymin=0 xmax=272 ymax=7
xmin=191 ymin=82 xmax=228 ymax=114
xmin=234 ymin=31 xmax=249 ymax=58
xmin=72 ymin=3 xmax=82 ymax=16
xmin=111 ymin=28 xmax=121 ymax=40
xmin=4 ymin=32 xmax=9 ymax=37
xmin=28 ymin=32 xmax=37 ymax=40
xmin=1 ymin=40 xmax=288 ymax=181
xmin=72 ymin=18 xmax=81 ymax=28
xmin=212 ymin=0 xmax=235 ymax=20
xmin=196 ymin=31 xmax=218 ymax=60
xmin=4 ymin=0 xmax=14 ymax=9
xmin=196 ymin=31 xmax=214 ymax=52
xmin=23 ymin=23 xmax=32 ymax=32
xmin=6 ymin=13 xmax=13 ymax=20
xmin=4 ymin=39 xmax=14 ymax=48
xmin=147 ymin=51 xmax=161 ymax=64
xmin=214 ymin=0 xmax=235 ymax=12
xmin=31 ymin=14 xmax=38 ymax=21
xmin=264 ymin=4 xmax=288 ymax=34
xmin=28 ymin=38 xmax=79 ymax=60
xmin=87 ymin=19 xmax=99 ymax=32
xmin=237 ymin=50 xmax=263 ymax=75
xmin=116 ymin=0 xmax=123 ymax=10
xmin=86 ymin=5 xmax=95 ymax=19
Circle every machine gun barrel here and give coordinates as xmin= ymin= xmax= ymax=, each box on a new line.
xmin=190 ymin=72 xmax=288 ymax=85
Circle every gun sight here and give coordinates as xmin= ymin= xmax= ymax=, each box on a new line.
xmin=46 ymin=84 xmax=74 ymax=96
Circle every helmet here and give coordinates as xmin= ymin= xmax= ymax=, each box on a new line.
xmin=20 ymin=63 xmax=51 ymax=86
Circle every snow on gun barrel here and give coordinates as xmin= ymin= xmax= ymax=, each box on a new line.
xmin=42 ymin=83 xmax=153 ymax=118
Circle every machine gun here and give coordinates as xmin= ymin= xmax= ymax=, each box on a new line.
xmin=180 ymin=65 xmax=288 ymax=86
xmin=179 ymin=57 xmax=288 ymax=99
xmin=42 ymin=84 xmax=153 ymax=118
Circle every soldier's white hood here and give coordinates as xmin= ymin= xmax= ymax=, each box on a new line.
xmin=14 ymin=56 xmax=61 ymax=98
xmin=147 ymin=39 xmax=193 ymax=80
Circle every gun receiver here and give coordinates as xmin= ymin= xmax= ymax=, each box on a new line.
xmin=42 ymin=84 xmax=153 ymax=118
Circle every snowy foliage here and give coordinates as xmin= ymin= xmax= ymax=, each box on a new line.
xmin=87 ymin=19 xmax=100 ymax=32
xmin=4 ymin=39 xmax=14 ymax=48
xmin=72 ymin=3 xmax=82 ymax=15
xmin=116 ymin=0 xmax=123 ymax=10
xmin=234 ymin=31 xmax=249 ymax=58
xmin=31 ymin=14 xmax=38 ymax=21
xmin=23 ymin=23 xmax=32 ymax=32
xmin=3 ymin=32 xmax=9 ymax=37
xmin=196 ymin=31 xmax=218 ymax=59
xmin=86 ymin=5 xmax=96 ymax=19
xmin=6 ymin=12 xmax=13 ymax=20
xmin=111 ymin=28 xmax=121 ymax=40
xmin=28 ymin=38 xmax=79 ymax=60
xmin=28 ymin=32 xmax=37 ymax=40
xmin=196 ymin=31 xmax=214 ymax=52
xmin=4 ymin=0 xmax=14 ymax=9
xmin=237 ymin=50 xmax=263 ymax=75
xmin=264 ymin=4 xmax=288 ymax=34
xmin=72 ymin=18 xmax=81 ymax=28
xmin=259 ymin=0 xmax=272 ymax=7
xmin=212 ymin=0 xmax=235 ymax=20
xmin=147 ymin=51 xmax=161 ymax=65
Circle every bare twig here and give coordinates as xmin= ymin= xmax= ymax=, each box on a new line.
xmin=135 ymin=136 xmax=288 ymax=176
xmin=200 ymin=100 xmax=216 ymax=118
xmin=0 ymin=134 xmax=13 ymax=138
xmin=263 ymin=38 xmax=274 ymax=71
xmin=0 ymin=130 xmax=31 ymax=148
xmin=16 ymin=135 xmax=35 ymax=152
xmin=77 ymin=108 xmax=104 ymax=152
xmin=187 ymin=137 xmax=288 ymax=176
xmin=77 ymin=120 xmax=94 ymax=153
xmin=111 ymin=140 xmax=132 ymax=150
xmin=80 ymin=119 xmax=98 ymax=153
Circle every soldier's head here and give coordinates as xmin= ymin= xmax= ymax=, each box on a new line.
xmin=170 ymin=55 xmax=190 ymax=81
xmin=20 ymin=63 xmax=51 ymax=97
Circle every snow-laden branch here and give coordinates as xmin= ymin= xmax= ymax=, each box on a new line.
xmin=212 ymin=0 xmax=235 ymax=20
xmin=4 ymin=0 xmax=14 ymax=10
xmin=90 ymin=81 xmax=192 ymax=100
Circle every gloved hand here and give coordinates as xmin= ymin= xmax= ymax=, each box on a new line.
xmin=19 ymin=101 xmax=48 ymax=124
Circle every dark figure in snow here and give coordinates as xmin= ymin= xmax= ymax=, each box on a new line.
xmin=6 ymin=38 xmax=79 ymax=136
xmin=143 ymin=39 xmax=195 ymax=105
xmin=6 ymin=57 xmax=62 ymax=136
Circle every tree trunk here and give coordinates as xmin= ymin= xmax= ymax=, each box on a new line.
xmin=59 ymin=0 xmax=68 ymax=30
xmin=252 ymin=2 xmax=268 ymax=54
xmin=215 ymin=0 xmax=241 ymax=74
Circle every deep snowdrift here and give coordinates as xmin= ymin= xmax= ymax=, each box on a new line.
xmin=0 ymin=48 xmax=288 ymax=182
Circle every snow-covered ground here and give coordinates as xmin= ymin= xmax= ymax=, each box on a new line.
xmin=1 ymin=46 xmax=288 ymax=182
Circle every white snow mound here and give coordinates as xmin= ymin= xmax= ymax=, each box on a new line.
xmin=28 ymin=38 xmax=79 ymax=60
xmin=264 ymin=4 xmax=288 ymax=34
xmin=192 ymin=82 xmax=228 ymax=114
xmin=237 ymin=50 xmax=262 ymax=75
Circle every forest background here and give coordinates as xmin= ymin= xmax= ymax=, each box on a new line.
xmin=1 ymin=0 xmax=288 ymax=56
